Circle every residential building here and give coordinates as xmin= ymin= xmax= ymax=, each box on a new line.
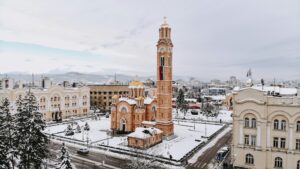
xmin=88 ymin=84 xmax=129 ymax=111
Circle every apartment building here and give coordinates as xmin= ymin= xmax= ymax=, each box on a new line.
xmin=88 ymin=84 xmax=129 ymax=111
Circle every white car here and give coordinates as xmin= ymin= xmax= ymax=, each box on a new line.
xmin=77 ymin=148 xmax=89 ymax=155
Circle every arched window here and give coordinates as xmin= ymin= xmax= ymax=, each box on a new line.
xmin=251 ymin=118 xmax=256 ymax=128
xmin=152 ymin=106 xmax=156 ymax=112
xmin=121 ymin=107 xmax=127 ymax=113
xmin=281 ymin=120 xmax=286 ymax=131
xmin=297 ymin=160 xmax=300 ymax=169
xmin=274 ymin=157 xmax=282 ymax=168
xmin=245 ymin=118 xmax=250 ymax=128
xmin=274 ymin=119 xmax=279 ymax=130
xmin=297 ymin=121 xmax=300 ymax=132
xmin=245 ymin=154 xmax=254 ymax=164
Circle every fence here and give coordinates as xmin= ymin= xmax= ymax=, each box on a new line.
xmin=47 ymin=124 xmax=229 ymax=166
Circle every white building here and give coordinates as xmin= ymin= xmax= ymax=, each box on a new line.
xmin=232 ymin=87 xmax=300 ymax=169
xmin=0 ymin=77 xmax=90 ymax=121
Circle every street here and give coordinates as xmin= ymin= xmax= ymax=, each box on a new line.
xmin=48 ymin=141 xmax=129 ymax=169
xmin=187 ymin=131 xmax=232 ymax=169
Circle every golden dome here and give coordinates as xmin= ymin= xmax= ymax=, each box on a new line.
xmin=136 ymin=96 xmax=144 ymax=101
xmin=112 ymin=95 xmax=119 ymax=99
xmin=129 ymin=80 xmax=144 ymax=87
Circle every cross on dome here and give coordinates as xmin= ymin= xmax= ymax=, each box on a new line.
xmin=161 ymin=16 xmax=169 ymax=28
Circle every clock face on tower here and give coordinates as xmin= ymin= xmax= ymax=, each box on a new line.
xmin=160 ymin=47 xmax=164 ymax=52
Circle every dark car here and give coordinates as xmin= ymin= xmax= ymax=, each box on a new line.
xmin=77 ymin=148 xmax=89 ymax=155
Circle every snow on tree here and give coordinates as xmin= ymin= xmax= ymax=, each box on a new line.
xmin=65 ymin=124 xmax=74 ymax=136
xmin=0 ymin=98 xmax=17 ymax=168
xmin=84 ymin=122 xmax=90 ymax=131
xmin=75 ymin=124 xmax=81 ymax=133
xmin=15 ymin=92 xmax=49 ymax=169
xmin=176 ymin=89 xmax=189 ymax=117
xmin=58 ymin=143 xmax=74 ymax=169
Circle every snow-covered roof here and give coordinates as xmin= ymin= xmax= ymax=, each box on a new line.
xmin=127 ymin=127 xmax=162 ymax=139
xmin=142 ymin=121 xmax=157 ymax=125
xmin=234 ymin=85 xmax=298 ymax=96
xmin=144 ymin=97 xmax=154 ymax=104
xmin=252 ymin=85 xmax=297 ymax=96
xmin=119 ymin=97 xmax=136 ymax=105
xmin=204 ymin=95 xmax=226 ymax=101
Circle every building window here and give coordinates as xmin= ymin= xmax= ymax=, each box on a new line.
xmin=274 ymin=119 xmax=279 ymax=130
xmin=297 ymin=160 xmax=300 ymax=169
xmin=296 ymin=139 xmax=300 ymax=150
xmin=280 ymin=138 xmax=286 ymax=149
xmin=245 ymin=118 xmax=250 ymax=128
xmin=244 ymin=135 xmax=249 ymax=145
xmin=251 ymin=135 xmax=256 ymax=146
xmin=281 ymin=120 xmax=286 ymax=131
xmin=297 ymin=121 xmax=300 ymax=132
xmin=245 ymin=154 xmax=254 ymax=164
xmin=273 ymin=137 xmax=279 ymax=148
xmin=251 ymin=118 xmax=256 ymax=128
xmin=274 ymin=157 xmax=282 ymax=168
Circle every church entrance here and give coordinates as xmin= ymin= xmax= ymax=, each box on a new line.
xmin=120 ymin=119 xmax=126 ymax=132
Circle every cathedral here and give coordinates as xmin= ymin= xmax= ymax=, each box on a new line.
xmin=110 ymin=18 xmax=174 ymax=147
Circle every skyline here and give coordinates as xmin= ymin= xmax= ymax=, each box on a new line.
xmin=1 ymin=0 xmax=300 ymax=81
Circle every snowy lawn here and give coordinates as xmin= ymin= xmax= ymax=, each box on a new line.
xmin=98 ymin=120 xmax=224 ymax=160
xmin=46 ymin=116 xmax=225 ymax=160
xmin=173 ymin=108 xmax=232 ymax=123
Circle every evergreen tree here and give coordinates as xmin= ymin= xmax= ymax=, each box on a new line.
xmin=176 ymin=89 xmax=185 ymax=115
xmin=58 ymin=143 xmax=73 ymax=169
xmin=76 ymin=124 xmax=81 ymax=133
xmin=15 ymin=92 xmax=49 ymax=169
xmin=65 ymin=124 xmax=74 ymax=136
xmin=0 ymin=98 xmax=17 ymax=168
xmin=176 ymin=89 xmax=189 ymax=117
xmin=0 ymin=98 xmax=9 ymax=168
xmin=84 ymin=122 xmax=90 ymax=131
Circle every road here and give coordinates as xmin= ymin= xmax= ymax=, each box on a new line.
xmin=187 ymin=131 xmax=232 ymax=169
xmin=48 ymin=141 xmax=129 ymax=169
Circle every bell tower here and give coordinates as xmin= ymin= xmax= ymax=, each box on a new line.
xmin=156 ymin=17 xmax=174 ymax=136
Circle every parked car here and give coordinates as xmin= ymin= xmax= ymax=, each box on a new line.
xmin=77 ymin=148 xmax=89 ymax=155
xmin=191 ymin=110 xmax=199 ymax=115
xmin=216 ymin=146 xmax=229 ymax=161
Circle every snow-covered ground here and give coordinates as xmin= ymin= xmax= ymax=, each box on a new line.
xmin=46 ymin=115 xmax=226 ymax=160
xmin=173 ymin=108 xmax=232 ymax=123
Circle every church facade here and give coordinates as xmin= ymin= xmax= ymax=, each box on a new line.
xmin=110 ymin=18 xmax=174 ymax=142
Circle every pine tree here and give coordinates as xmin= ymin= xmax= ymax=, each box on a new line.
xmin=0 ymin=98 xmax=17 ymax=168
xmin=176 ymin=89 xmax=185 ymax=115
xmin=176 ymin=89 xmax=189 ymax=117
xmin=84 ymin=122 xmax=90 ymax=131
xmin=58 ymin=143 xmax=73 ymax=169
xmin=65 ymin=124 xmax=74 ymax=136
xmin=15 ymin=92 xmax=49 ymax=169
xmin=76 ymin=124 xmax=81 ymax=133
xmin=0 ymin=98 xmax=9 ymax=168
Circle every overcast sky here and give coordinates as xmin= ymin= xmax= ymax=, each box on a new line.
xmin=0 ymin=0 xmax=300 ymax=81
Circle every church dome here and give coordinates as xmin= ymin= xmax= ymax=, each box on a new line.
xmin=136 ymin=96 xmax=144 ymax=101
xmin=129 ymin=80 xmax=144 ymax=88
xmin=112 ymin=95 xmax=119 ymax=99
